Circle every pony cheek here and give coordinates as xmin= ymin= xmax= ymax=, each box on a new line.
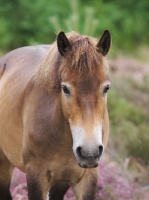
xmin=61 ymin=99 xmax=71 ymax=120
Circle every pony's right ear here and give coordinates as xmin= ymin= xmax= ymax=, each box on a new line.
xmin=57 ymin=31 xmax=70 ymax=56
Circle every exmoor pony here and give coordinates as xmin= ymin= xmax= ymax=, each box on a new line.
xmin=0 ymin=30 xmax=111 ymax=200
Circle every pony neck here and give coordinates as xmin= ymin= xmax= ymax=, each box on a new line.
xmin=35 ymin=43 xmax=61 ymax=93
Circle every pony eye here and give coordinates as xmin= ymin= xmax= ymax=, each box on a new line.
xmin=103 ymin=85 xmax=111 ymax=94
xmin=61 ymin=85 xmax=70 ymax=95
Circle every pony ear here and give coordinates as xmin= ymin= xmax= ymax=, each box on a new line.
xmin=57 ymin=31 xmax=70 ymax=56
xmin=97 ymin=30 xmax=111 ymax=56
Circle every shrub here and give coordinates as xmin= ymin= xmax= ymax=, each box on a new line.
xmin=108 ymin=74 xmax=149 ymax=163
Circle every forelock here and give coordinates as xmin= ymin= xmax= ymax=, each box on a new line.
xmin=60 ymin=33 xmax=108 ymax=81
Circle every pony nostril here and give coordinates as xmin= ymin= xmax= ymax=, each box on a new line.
xmin=76 ymin=147 xmax=83 ymax=158
xmin=76 ymin=146 xmax=89 ymax=158
xmin=76 ymin=146 xmax=103 ymax=160
xmin=98 ymin=145 xmax=103 ymax=157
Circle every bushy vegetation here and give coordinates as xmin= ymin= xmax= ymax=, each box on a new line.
xmin=0 ymin=0 xmax=149 ymax=52
xmin=108 ymin=73 xmax=149 ymax=163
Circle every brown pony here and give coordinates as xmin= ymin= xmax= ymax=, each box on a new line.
xmin=0 ymin=30 xmax=111 ymax=200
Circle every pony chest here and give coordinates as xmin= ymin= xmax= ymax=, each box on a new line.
xmin=49 ymin=157 xmax=84 ymax=184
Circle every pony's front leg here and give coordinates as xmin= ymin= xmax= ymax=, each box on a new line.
xmin=71 ymin=168 xmax=98 ymax=200
xmin=26 ymin=165 xmax=51 ymax=200
xmin=48 ymin=182 xmax=69 ymax=200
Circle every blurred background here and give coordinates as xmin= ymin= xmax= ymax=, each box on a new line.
xmin=0 ymin=0 xmax=149 ymax=199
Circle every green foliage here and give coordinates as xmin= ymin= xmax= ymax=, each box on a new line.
xmin=0 ymin=0 xmax=55 ymax=50
xmin=108 ymin=77 xmax=149 ymax=163
xmin=0 ymin=0 xmax=149 ymax=52
xmin=108 ymin=90 xmax=145 ymax=125
xmin=50 ymin=0 xmax=98 ymax=36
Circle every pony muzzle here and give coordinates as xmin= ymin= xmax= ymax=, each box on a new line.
xmin=70 ymin=123 xmax=104 ymax=168
xmin=75 ymin=145 xmax=103 ymax=168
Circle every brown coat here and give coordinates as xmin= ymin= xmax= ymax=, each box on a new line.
xmin=0 ymin=31 xmax=111 ymax=200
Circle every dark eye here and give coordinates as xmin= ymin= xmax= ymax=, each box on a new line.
xmin=61 ymin=85 xmax=70 ymax=95
xmin=103 ymin=85 xmax=111 ymax=94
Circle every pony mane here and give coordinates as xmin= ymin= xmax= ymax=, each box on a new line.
xmin=35 ymin=32 xmax=109 ymax=92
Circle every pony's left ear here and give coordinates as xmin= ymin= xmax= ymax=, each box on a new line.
xmin=97 ymin=30 xmax=111 ymax=56
xmin=57 ymin=31 xmax=70 ymax=56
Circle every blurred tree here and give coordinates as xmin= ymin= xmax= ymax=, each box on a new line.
xmin=0 ymin=0 xmax=55 ymax=50
xmin=0 ymin=0 xmax=149 ymax=52
xmin=50 ymin=0 xmax=98 ymax=36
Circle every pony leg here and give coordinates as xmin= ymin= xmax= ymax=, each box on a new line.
xmin=48 ymin=183 xmax=69 ymax=200
xmin=26 ymin=166 xmax=51 ymax=200
xmin=71 ymin=169 xmax=98 ymax=200
xmin=26 ymin=167 xmax=69 ymax=200
xmin=0 ymin=148 xmax=14 ymax=200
